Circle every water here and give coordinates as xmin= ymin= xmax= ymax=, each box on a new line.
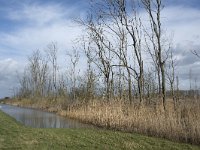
xmin=0 ymin=104 xmax=93 ymax=129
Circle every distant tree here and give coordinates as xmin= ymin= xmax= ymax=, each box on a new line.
xmin=83 ymin=41 xmax=97 ymax=101
xmin=45 ymin=42 xmax=59 ymax=99
xmin=166 ymin=48 xmax=177 ymax=109
xmin=67 ymin=48 xmax=80 ymax=101
xmin=27 ymin=50 xmax=49 ymax=98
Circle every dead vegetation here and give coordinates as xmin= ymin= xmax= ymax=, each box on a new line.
xmin=66 ymin=99 xmax=200 ymax=145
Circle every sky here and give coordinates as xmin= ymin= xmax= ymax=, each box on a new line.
xmin=0 ymin=0 xmax=200 ymax=98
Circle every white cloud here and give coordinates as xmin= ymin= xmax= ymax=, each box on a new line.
xmin=0 ymin=58 xmax=22 ymax=98
xmin=0 ymin=22 xmax=82 ymax=53
xmin=0 ymin=58 xmax=20 ymax=76
xmin=7 ymin=3 xmax=76 ymax=27
xmin=163 ymin=6 xmax=200 ymax=45
xmin=0 ymin=2 xmax=84 ymax=62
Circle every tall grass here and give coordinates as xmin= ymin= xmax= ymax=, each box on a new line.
xmin=66 ymin=99 xmax=200 ymax=144
xmin=3 ymin=97 xmax=200 ymax=144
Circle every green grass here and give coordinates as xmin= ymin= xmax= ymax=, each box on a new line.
xmin=0 ymin=110 xmax=199 ymax=150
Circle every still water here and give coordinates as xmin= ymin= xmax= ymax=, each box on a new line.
xmin=0 ymin=104 xmax=92 ymax=129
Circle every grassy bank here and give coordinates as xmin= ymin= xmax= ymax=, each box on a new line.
xmin=2 ymin=98 xmax=200 ymax=145
xmin=0 ymin=110 xmax=200 ymax=150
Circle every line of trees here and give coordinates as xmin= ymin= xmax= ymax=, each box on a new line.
xmin=77 ymin=0 xmax=176 ymax=109
xmin=15 ymin=0 xmax=199 ymax=110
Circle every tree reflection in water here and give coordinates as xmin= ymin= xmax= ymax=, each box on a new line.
xmin=0 ymin=104 xmax=93 ymax=129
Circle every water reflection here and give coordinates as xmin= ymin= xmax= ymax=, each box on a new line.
xmin=0 ymin=104 xmax=93 ymax=129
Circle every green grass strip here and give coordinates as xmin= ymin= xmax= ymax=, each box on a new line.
xmin=0 ymin=110 xmax=199 ymax=150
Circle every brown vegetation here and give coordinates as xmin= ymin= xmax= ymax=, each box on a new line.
xmin=66 ymin=99 xmax=200 ymax=145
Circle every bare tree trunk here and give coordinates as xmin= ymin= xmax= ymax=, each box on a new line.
xmin=127 ymin=68 xmax=132 ymax=104
xmin=166 ymin=48 xmax=176 ymax=109
xmin=67 ymin=48 xmax=80 ymax=102
xmin=142 ymin=0 xmax=167 ymax=109
xmin=157 ymin=69 xmax=161 ymax=95
xmin=138 ymin=61 xmax=144 ymax=103
xmin=160 ymin=62 xmax=166 ymax=109
xmin=176 ymin=76 xmax=179 ymax=102
xmin=46 ymin=42 xmax=59 ymax=100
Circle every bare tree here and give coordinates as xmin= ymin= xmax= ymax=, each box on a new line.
xmin=166 ymin=49 xmax=177 ymax=109
xmin=67 ymin=48 xmax=80 ymax=101
xmin=83 ymin=42 xmax=97 ymax=101
xmin=17 ymin=69 xmax=31 ymax=98
xmin=176 ymin=76 xmax=179 ymax=102
xmin=57 ymin=74 xmax=67 ymax=98
xmin=191 ymin=49 xmax=200 ymax=99
xmin=189 ymin=69 xmax=193 ymax=97
xmin=27 ymin=50 xmax=49 ymax=98
xmin=142 ymin=0 xmax=167 ymax=109
xmin=119 ymin=0 xmax=144 ymax=103
xmin=78 ymin=15 xmax=114 ymax=101
xmin=78 ymin=0 xmax=146 ymax=103
xmin=90 ymin=37 xmax=113 ymax=101
xmin=144 ymin=28 xmax=162 ymax=95
xmin=144 ymin=68 xmax=157 ymax=102
xmin=45 ymin=42 xmax=59 ymax=99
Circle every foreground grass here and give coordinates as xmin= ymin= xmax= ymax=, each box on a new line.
xmin=0 ymin=110 xmax=199 ymax=150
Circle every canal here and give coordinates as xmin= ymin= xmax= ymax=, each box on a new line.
xmin=0 ymin=104 xmax=93 ymax=129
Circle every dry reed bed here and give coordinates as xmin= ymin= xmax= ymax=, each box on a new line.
xmin=66 ymin=100 xmax=200 ymax=145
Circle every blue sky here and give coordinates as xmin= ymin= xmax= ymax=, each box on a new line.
xmin=0 ymin=0 xmax=200 ymax=98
